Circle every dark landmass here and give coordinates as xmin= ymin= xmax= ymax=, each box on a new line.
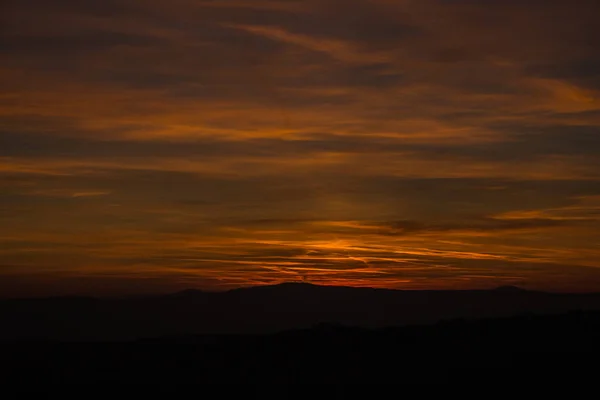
xmin=3 ymin=283 xmax=600 ymax=383
xmin=2 ymin=311 xmax=600 ymax=383
xmin=2 ymin=282 xmax=600 ymax=341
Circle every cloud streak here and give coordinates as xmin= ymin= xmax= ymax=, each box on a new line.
xmin=1 ymin=0 xmax=599 ymax=295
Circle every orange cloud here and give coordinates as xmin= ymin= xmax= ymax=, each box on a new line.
xmin=1 ymin=0 xmax=599 ymax=295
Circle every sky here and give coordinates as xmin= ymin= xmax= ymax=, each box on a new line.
xmin=1 ymin=0 xmax=600 ymax=297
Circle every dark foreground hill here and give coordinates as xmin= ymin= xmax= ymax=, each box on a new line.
xmin=3 ymin=282 xmax=600 ymax=341
xmin=2 ymin=310 xmax=600 ymax=384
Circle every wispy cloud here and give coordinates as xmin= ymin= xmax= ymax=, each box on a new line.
xmin=1 ymin=0 xmax=599 ymax=294
xmin=225 ymin=23 xmax=388 ymax=64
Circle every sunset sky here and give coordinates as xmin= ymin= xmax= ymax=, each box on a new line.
xmin=2 ymin=0 xmax=600 ymax=296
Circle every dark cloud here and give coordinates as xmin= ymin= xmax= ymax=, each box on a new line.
xmin=1 ymin=0 xmax=599 ymax=295
xmin=380 ymin=217 xmax=576 ymax=236
xmin=2 ymin=32 xmax=158 ymax=56
xmin=6 ymin=0 xmax=138 ymax=15
xmin=526 ymin=58 xmax=600 ymax=88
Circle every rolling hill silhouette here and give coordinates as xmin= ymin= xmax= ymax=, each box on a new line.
xmin=3 ymin=283 xmax=600 ymax=383
xmin=2 ymin=282 xmax=600 ymax=341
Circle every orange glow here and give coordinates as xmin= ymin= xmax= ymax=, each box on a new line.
xmin=1 ymin=0 xmax=600 ymax=297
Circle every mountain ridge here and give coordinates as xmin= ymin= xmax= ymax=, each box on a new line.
xmin=2 ymin=282 xmax=600 ymax=341
xmin=0 ymin=282 xmax=575 ymax=301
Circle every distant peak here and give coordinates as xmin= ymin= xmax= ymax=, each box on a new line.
xmin=254 ymin=282 xmax=320 ymax=290
xmin=170 ymin=288 xmax=205 ymax=296
xmin=493 ymin=285 xmax=527 ymax=292
xmin=275 ymin=282 xmax=318 ymax=287
xmin=229 ymin=282 xmax=321 ymax=293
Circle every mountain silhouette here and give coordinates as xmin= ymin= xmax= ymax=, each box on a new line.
xmin=3 ymin=308 xmax=600 ymax=384
xmin=167 ymin=288 xmax=208 ymax=298
xmin=493 ymin=285 xmax=529 ymax=292
xmin=3 ymin=283 xmax=600 ymax=383
xmin=2 ymin=283 xmax=600 ymax=341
